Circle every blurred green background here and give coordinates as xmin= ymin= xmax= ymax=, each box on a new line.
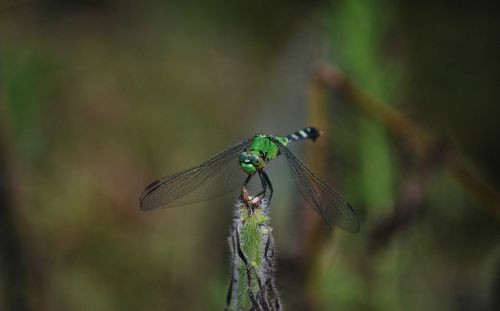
xmin=1 ymin=1 xmax=499 ymax=310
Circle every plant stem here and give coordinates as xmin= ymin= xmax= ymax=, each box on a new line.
xmin=226 ymin=188 xmax=281 ymax=311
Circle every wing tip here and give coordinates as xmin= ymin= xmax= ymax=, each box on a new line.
xmin=325 ymin=221 xmax=360 ymax=233
xmin=139 ymin=189 xmax=165 ymax=211
xmin=139 ymin=179 xmax=162 ymax=211
xmin=139 ymin=193 xmax=149 ymax=211
xmin=347 ymin=202 xmax=357 ymax=215
xmin=144 ymin=179 xmax=161 ymax=193
xmin=345 ymin=203 xmax=361 ymax=233
xmin=348 ymin=222 xmax=361 ymax=233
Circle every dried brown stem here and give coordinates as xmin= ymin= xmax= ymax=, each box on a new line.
xmin=0 ymin=130 xmax=31 ymax=311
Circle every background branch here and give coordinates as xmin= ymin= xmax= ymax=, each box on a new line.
xmin=314 ymin=63 xmax=500 ymax=219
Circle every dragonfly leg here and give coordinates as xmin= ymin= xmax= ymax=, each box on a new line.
xmin=256 ymin=170 xmax=268 ymax=198
xmin=261 ymin=170 xmax=273 ymax=204
xmin=225 ymin=233 xmax=237 ymax=309
xmin=243 ymin=174 xmax=253 ymax=186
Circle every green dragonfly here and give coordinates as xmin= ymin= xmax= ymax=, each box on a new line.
xmin=140 ymin=127 xmax=359 ymax=232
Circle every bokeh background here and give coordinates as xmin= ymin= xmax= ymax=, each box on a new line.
xmin=1 ymin=1 xmax=499 ymax=310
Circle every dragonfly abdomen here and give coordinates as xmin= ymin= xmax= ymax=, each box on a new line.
xmin=286 ymin=127 xmax=320 ymax=143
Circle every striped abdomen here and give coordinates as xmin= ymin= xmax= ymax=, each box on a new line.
xmin=286 ymin=127 xmax=321 ymax=143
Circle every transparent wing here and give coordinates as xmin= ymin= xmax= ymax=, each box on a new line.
xmin=270 ymin=137 xmax=360 ymax=233
xmin=140 ymin=139 xmax=252 ymax=210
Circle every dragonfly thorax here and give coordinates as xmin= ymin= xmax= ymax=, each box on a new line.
xmin=239 ymin=151 xmax=265 ymax=174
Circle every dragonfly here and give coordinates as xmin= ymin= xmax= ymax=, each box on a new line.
xmin=140 ymin=127 xmax=359 ymax=233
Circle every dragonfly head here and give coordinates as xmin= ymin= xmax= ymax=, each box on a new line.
xmin=239 ymin=152 xmax=264 ymax=174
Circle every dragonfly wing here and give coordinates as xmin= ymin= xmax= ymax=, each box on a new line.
xmin=140 ymin=139 xmax=252 ymax=210
xmin=270 ymin=137 xmax=360 ymax=233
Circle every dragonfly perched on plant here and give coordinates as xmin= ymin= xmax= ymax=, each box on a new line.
xmin=140 ymin=127 xmax=359 ymax=233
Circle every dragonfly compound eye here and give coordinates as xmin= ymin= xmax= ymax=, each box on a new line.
xmin=250 ymin=155 xmax=264 ymax=169
xmin=239 ymin=152 xmax=251 ymax=164
xmin=239 ymin=152 xmax=257 ymax=174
